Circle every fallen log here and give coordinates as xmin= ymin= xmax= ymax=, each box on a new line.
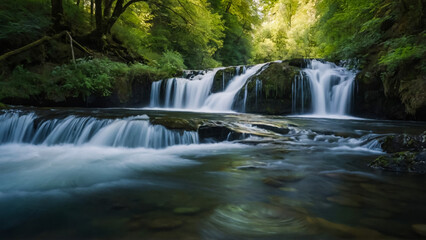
xmin=0 ymin=31 xmax=92 ymax=63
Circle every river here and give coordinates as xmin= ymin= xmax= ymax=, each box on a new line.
xmin=0 ymin=107 xmax=425 ymax=239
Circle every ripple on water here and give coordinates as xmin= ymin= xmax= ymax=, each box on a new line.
xmin=204 ymin=202 xmax=310 ymax=238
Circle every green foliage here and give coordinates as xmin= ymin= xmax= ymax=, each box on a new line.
xmin=251 ymin=0 xmax=318 ymax=63
xmin=379 ymin=34 xmax=426 ymax=72
xmin=0 ymin=66 xmax=42 ymax=99
xmin=314 ymin=0 xmax=386 ymax=59
xmin=50 ymin=58 xmax=122 ymax=100
xmin=211 ymin=0 xmax=260 ymax=66
xmin=0 ymin=57 xmax=185 ymax=103
xmin=62 ymin=0 xmax=93 ymax=35
xmin=157 ymin=50 xmax=187 ymax=75
xmin=0 ymin=0 xmax=50 ymax=50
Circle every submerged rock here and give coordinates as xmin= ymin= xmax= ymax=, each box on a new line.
xmin=262 ymin=175 xmax=304 ymax=188
xmin=412 ymin=224 xmax=426 ymax=237
xmin=326 ymin=195 xmax=361 ymax=207
xmin=173 ymin=207 xmax=201 ymax=215
xmin=147 ymin=218 xmax=183 ymax=230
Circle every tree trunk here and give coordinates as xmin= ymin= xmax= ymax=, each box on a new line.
xmin=90 ymin=0 xmax=94 ymax=26
xmin=95 ymin=0 xmax=103 ymax=35
xmin=103 ymin=0 xmax=113 ymax=19
xmin=51 ymin=0 xmax=64 ymax=31
xmin=76 ymin=0 xmax=81 ymax=6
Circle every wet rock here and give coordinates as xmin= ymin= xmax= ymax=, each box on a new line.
xmin=198 ymin=125 xmax=244 ymax=142
xmin=252 ymin=124 xmax=290 ymax=135
xmin=211 ymin=67 xmax=238 ymax=93
xmin=147 ymin=218 xmax=183 ymax=230
xmin=326 ymin=195 xmax=361 ymax=207
xmin=237 ymin=165 xmax=264 ymax=170
xmin=412 ymin=224 xmax=426 ymax=237
xmin=368 ymin=132 xmax=426 ymax=173
xmin=150 ymin=117 xmax=201 ymax=131
xmin=262 ymin=177 xmax=285 ymax=188
xmin=173 ymin=207 xmax=201 ymax=215
xmin=234 ymin=61 xmax=300 ymax=115
xmin=369 ymin=151 xmax=426 ymax=173
xmin=380 ymin=133 xmax=426 ymax=153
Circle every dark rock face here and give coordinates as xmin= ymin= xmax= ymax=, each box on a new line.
xmin=198 ymin=125 xmax=244 ymax=143
xmin=233 ymin=61 xmax=300 ymax=115
xmin=211 ymin=66 xmax=241 ymax=93
xmin=252 ymin=124 xmax=290 ymax=135
xmin=380 ymin=133 xmax=426 ymax=153
xmin=369 ymin=132 xmax=426 ymax=173
xmin=353 ymin=55 xmax=426 ymax=120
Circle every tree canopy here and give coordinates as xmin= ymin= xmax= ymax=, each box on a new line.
xmin=1 ymin=0 xmax=424 ymax=69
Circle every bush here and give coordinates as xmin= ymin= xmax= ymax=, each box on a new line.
xmin=0 ymin=57 xmax=183 ymax=104
xmin=0 ymin=66 xmax=42 ymax=100
xmin=50 ymin=58 xmax=128 ymax=100
xmin=0 ymin=0 xmax=51 ymax=51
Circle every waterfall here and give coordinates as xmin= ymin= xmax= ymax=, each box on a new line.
xmin=292 ymin=60 xmax=356 ymax=117
xmin=149 ymin=68 xmax=222 ymax=109
xmin=149 ymin=63 xmax=266 ymax=112
xmin=0 ymin=112 xmax=198 ymax=149
xmin=201 ymin=63 xmax=266 ymax=111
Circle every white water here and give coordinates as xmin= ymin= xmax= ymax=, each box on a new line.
xmin=149 ymin=64 xmax=266 ymax=112
xmin=149 ymin=68 xmax=222 ymax=109
xmin=202 ymin=63 xmax=266 ymax=111
xmin=0 ymin=112 xmax=198 ymax=149
xmin=292 ymin=60 xmax=356 ymax=118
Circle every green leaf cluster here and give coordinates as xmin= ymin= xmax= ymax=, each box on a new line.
xmin=0 ymin=58 xmax=183 ymax=103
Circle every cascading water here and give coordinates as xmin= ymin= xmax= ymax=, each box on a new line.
xmin=202 ymin=64 xmax=266 ymax=111
xmin=292 ymin=60 xmax=356 ymax=117
xmin=0 ymin=112 xmax=198 ymax=149
xmin=149 ymin=64 xmax=266 ymax=112
xmin=149 ymin=68 xmax=222 ymax=109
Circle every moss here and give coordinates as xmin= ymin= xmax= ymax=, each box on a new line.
xmin=240 ymin=61 xmax=300 ymax=114
xmin=149 ymin=117 xmax=202 ymax=131
xmin=369 ymin=151 xmax=421 ymax=173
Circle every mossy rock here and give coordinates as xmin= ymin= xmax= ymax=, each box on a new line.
xmin=380 ymin=133 xmax=426 ymax=153
xmin=211 ymin=66 xmax=239 ymax=93
xmin=369 ymin=151 xmax=426 ymax=173
xmin=233 ymin=61 xmax=300 ymax=114
xmin=149 ymin=117 xmax=202 ymax=131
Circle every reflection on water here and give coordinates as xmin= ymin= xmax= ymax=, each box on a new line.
xmin=0 ymin=108 xmax=426 ymax=239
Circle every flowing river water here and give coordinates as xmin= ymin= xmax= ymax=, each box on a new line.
xmin=0 ymin=107 xmax=426 ymax=239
